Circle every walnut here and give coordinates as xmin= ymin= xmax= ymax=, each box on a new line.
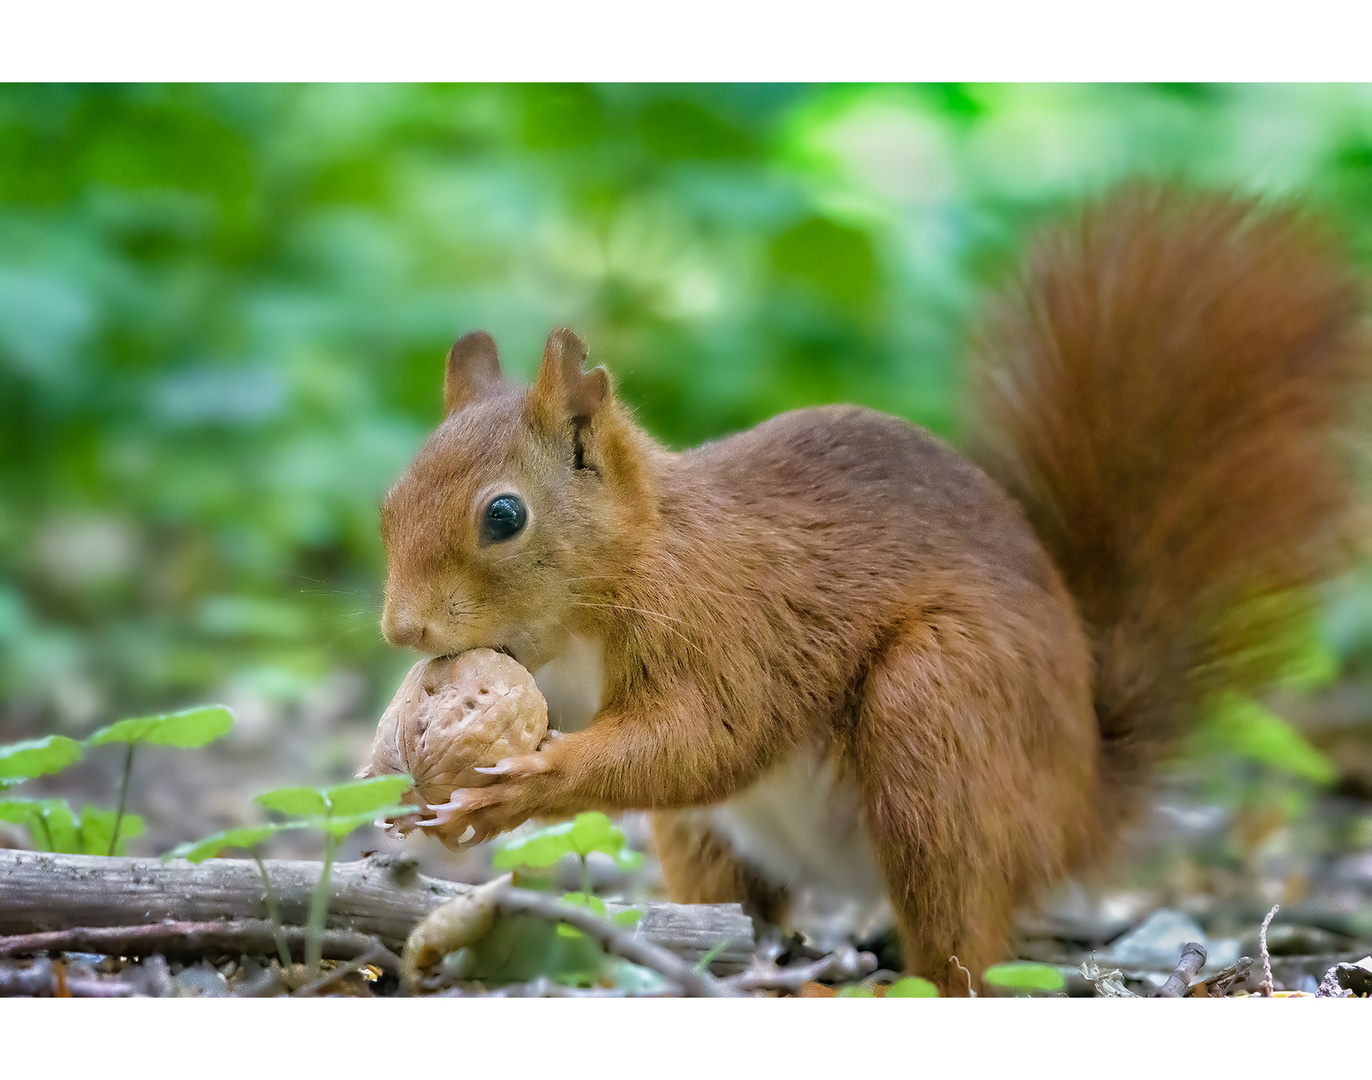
xmin=361 ymin=649 xmax=548 ymax=840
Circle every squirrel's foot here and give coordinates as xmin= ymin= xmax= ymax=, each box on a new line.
xmin=421 ymin=752 xmax=553 ymax=844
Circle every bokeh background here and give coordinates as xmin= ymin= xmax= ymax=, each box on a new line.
xmin=3 ymin=85 xmax=1372 ymax=948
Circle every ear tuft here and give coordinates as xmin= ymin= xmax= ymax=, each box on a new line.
xmin=533 ymin=328 xmax=609 ymax=424
xmin=444 ymin=330 xmax=503 ymax=415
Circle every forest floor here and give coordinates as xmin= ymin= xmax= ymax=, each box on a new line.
xmin=2 ymin=672 xmax=1371 ymax=998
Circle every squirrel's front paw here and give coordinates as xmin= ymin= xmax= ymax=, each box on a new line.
xmin=419 ymin=753 xmax=552 ymax=846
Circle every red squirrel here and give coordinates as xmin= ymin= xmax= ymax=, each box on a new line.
xmin=378 ymin=186 xmax=1368 ymax=992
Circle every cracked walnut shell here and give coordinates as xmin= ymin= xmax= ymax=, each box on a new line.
xmin=362 ymin=649 xmax=548 ymax=817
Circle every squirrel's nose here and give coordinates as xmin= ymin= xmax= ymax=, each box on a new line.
xmin=382 ymin=608 xmax=427 ymax=649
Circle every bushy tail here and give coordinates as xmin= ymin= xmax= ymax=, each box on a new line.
xmin=972 ymin=185 xmax=1370 ymax=839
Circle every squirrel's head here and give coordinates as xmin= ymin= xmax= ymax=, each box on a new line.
xmin=380 ymin=328 xmax=656 ymax=668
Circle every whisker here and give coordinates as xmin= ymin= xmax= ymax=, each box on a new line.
xmin=557 ymin=573 xmax=756 ymax=603
xmin=567 ymin=600 xmax=705 ymax=657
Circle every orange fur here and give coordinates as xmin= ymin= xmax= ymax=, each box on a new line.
xmin=379 ymin=186 xmax=1368 ymax=993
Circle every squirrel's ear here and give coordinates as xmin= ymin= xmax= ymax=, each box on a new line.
xmin=530 ymin=328 xmax=609 ymax=426
xmin=444 ymin=330 xmax=504 ymax=415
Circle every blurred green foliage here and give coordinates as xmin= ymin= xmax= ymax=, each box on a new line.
xmin=5 ymin=84 xmax=1372 ymax=735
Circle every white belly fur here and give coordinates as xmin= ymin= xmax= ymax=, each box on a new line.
xmin=533 ymin=633 xmax=605 ymax=733
xmin=700 ymin=749 xmax=894 ymax=950
xmin=534 ymin=639 xmax=891 ymax=948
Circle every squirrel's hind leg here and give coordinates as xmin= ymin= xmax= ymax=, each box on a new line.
xmin=851 ymin=605 xmax=1096 ymax=996
xmin=651 ymin=809 xmax=787 ymax=923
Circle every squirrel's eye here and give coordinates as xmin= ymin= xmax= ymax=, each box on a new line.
xmin=481 ymin=494 xmax=527 ymax=544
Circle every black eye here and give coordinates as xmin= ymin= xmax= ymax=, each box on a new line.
xmin=481 ymin=494 xmax=527 ymax=544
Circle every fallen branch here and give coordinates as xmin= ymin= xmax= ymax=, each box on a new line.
xmin=0 ymin=919 xmax=402 ymax=975
xmin=1155 ymin=941 xmax=1207 ymax=998
xmin=0 ymin=849 xmax=753 ymax=971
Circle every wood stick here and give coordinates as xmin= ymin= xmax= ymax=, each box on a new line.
xmin=725 ymin=943 xmax=876 ymax=994
xmin=0 ymin=849 xmax=754 ymax=970
xmin=0 ymin=920 xmax=402 ymax=975
xmin=1154 ymin=941 xmax=1207 ymax=998
xmin=0 ymin=958 xmax=134 ymax=998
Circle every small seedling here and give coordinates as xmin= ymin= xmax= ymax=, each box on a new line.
xmin=167 ymin=774 xmax=414 ymax=974
xmin=87 ymin=705 xmax=235 ymax=855
xmin=495 ymin=810 xmax=644 ymax=884
xmin=494 ymin=811 xmax=643 ymax=936
xmin=0 ymin=797 xmax=145 ymax=855
xmin=481 ymin=811 xmax=652 ymax=988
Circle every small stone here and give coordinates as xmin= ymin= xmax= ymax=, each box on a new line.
xmin=1098 ymin=909 xmax=1240 ymax=971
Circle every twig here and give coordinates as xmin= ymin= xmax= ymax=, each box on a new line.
xmin=1155 ymin=941 xmax=1207 ymax=998
xmin=0 ymin=959 xmax=134 ymax=998
xmin=0 ymin=919 xmax=401 ymax=975
xmin=1258 ymin=904 xmax=1279 ymax=998
xmin=494 ymin=885 xmax=738 ymax=998
xmin=724 ymin=943 xmax=876 ymax=993
xmin=1190 ymin=956 xmax=1253 ymax=997
xmin=293 ymin=945 xmax=388 ymax=997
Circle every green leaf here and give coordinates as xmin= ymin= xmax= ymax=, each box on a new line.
xmin=1198 ymin=694 xmax=1336 ymax=785
xmin=556 ymin=891 xmax=606 ymax=938
xmin=87 ymin=705 xmax=233 ymax=749
xmin=1279 ymin=633 xmax=1340 ymax=690
xmin=982 ymin=962 xmax=1066 ymax=993
xmin=836 ymin=984 xmax=875 ymax=997
xmin=254 ymin=786 xmax=329 ymax=817
xmin=610 ymin=908 xmax=642 ymax=928
xmin=0 ymin=735 xmax=83 ymax=780
xmin=310 ymin=805 xmax=414 ymax=837
xmin=886 ymin=976 xmax=939 ymax=998
xmin=321 ymin=775 xmax=413 ymax=816
xmin=162 ymin=822 xmax=302 ymax=864
xmin=613 ymin=847 xmax=645 ymax=870
xmin=7 ymin=799 xmax=82 ymax=853
xmin=493 ymin=811 xmax=635 ymax=871
xmin=492 ymin=820 xmax=579 ymax=870
xmin=567 ymin=812 xmax=627 ymax=858
xmin=78 ymin=807 xmax=144 ymax=856
xmin=0 ymin=799 xmax=44 ymax=826
xmin=254 ymin=777 xmax=415 ymax=821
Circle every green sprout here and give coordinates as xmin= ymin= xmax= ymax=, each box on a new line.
xmin=166 ymin=774 xmax=414 ymax=974
xmin=481 ymin=811 xmax=652 ymax=987
xmin=87 ymin=705 xmax=235 ymax=855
